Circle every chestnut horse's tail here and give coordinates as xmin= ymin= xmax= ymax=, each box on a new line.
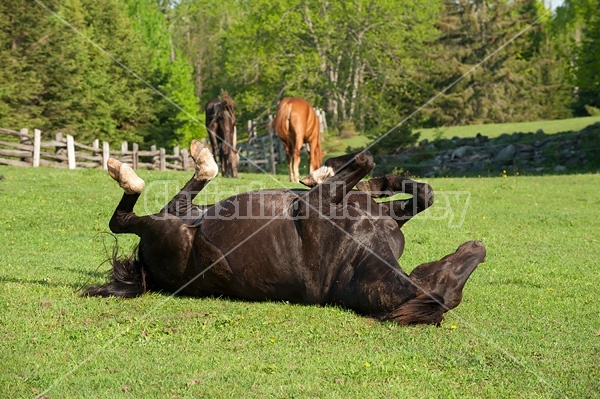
xmin=83 ymin=251 xmax=147 ymax=298
xmin=380 ymin=292 xmax=445 ymax=326
xmin=272 ymin=99 xmax=292 ymax=144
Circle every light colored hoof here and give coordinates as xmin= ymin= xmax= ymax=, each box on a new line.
xmin=190 ymin=139 xmax=218 ymax=180
xmin=107 ymin=158 xmax=145 ymax=194
xmin=299 ymin=165 xmax=334 ymax=187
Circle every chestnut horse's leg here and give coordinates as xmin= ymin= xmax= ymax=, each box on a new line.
xmin=160 ymin=140 xmax=219 ymax=221
xmin=290 ymin=117 xmax=306 ymax=183
xmin=357 ymin=174 xmax=434 ymax=228
xmin=276 ymin=122 xmax=295 ymax=183
xmin=291 ymin=138 xmax=303 ymax=183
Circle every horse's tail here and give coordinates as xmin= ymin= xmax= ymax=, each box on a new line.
xmin=82 ymin=251 xmax=147 ymax=298
xmin=272 ymin=99 xmax=292 ymax=140
xmin=380 ymin=292 xmax=445 ymax=326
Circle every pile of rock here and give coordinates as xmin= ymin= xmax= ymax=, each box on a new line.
xmin=375 ymin=122 xmax=600 ymax=177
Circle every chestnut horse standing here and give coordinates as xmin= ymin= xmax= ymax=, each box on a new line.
xmin=273 ymin=97 xmax=323 ymax=182
xmin=205 ymin=90 xmax=239 ymax=178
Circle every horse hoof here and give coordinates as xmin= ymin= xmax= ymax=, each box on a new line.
xmin=354 ymin=150 xmax=374 ymax=169
xmin=300 ymin=166 xmax=335 ymax=187
xmin=107 ymin=158 xmax=122 ymax=181
xmin=190 ymin=140 xmax=218 ymax=180
xmin=107 ymin=158 xmax=145 ymax=194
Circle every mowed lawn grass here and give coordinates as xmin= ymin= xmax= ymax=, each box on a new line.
xmin=334 ymin=116 xmax=600 ymax=152
xmin=0 ymin=165 xmax=598 ymax=398
xmin=414 ymin=115 xmax=600 ymax=141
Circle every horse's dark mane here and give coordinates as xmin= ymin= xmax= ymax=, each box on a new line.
xmin=218 ymin=90 xmax=235 ymax=116
xmin=380 ymin=292 xmax=445 ymax=326
xmin=82 ymin=249 xmax=147 ymax=298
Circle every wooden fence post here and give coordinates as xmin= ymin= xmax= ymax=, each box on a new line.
xmin=181 ymin=148 xmax=189 ymax=171
xmin=66 ymin=134 xmax=76 ymax=169
xmin=132 ymin=143 xmax=139 ymax=170
xmin=19 ymin=128 xmax=29 ymax=143
xmin=173 ymin=146 xmax=180 ymax=170
xmin=268 ymin=123 xmax=276 ymax=174
xmin=19 ymin=128 xmax=30 ymax=163
xmin=102 ymin=141 xmax=110 ymax=170
xmin=159 ymin=148 xmax=166 ymax=171
xmin=33 ymin=129 xmax=41 ymax=167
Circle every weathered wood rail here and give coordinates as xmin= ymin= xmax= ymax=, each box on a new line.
xmin=0 ymin=128 xmax=193 ymax=171
xmin=0 ymin=107 xmax=327 ymax=174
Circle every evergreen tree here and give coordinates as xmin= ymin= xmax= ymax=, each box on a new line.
xmin=574 ymin=1 xmax=600 ymax=112
xmin=425 ymin=0 xmax=570 ymax=126
xmin=123 ymin=0 xmax=204 ymax=146
xmin=0 ymin=0 xmax=58 ymax=130
xmin=1 ymin=0 xmax=197 ymax=145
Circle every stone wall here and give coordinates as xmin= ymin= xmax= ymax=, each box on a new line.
xmin=374 ymin=122 xmax=600 ymax=177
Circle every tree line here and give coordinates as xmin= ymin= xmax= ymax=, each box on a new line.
xmin=0 ymin=0 xmax=598 ymax=151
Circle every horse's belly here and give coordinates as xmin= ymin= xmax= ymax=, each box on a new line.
xmin=193 ymin=213 xmax=310 ymax=302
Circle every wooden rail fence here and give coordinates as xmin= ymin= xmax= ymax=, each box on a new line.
xmin=0 ymin=128 xmax=194 ymax=171
xmin=0 ymin=108 xmax=327 ymax=174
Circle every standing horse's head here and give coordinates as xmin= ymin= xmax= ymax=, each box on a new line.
xmin=219 ymin=110 xmax=239 ymax=178
xmin=211 ymin=90 xmax=239 ymax=178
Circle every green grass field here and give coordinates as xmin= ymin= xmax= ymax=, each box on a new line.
xmin=1 ymin=165 xmax=599 ymax=398
xmin=328 ymin=116 xmax=600 ymax=154
xmin=414 ymin=115 xmax=600 ymax=141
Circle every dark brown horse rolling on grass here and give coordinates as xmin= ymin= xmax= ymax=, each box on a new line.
xmin=273 ymin=97 xmax=323 ymax=182
xmin=85 ymin=142 xmax=486 ymax=326
xmin=205 ymin=90 xmax=238 ymax=178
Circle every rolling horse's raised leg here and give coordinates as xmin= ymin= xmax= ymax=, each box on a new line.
xmin=159 ymin=140 xmax=219 ymax=221
xmin=299 ymin=155 xmax=433 ymax=226
xmin=356 ymin=174 xmax=434 ymax=228
xmin=299 ymin=151 xmax=358 ymax=187
xmin=84 ymin=159 xmax=155 ymax=297
xmin=106 ymin=158 xmax=148 ymax=236
xmin=86 ymin=156 xmax=201 ymax=298
xmin=296 ymin=150 xmax=374 ymax=217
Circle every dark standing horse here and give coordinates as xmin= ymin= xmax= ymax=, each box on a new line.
xmin=273 ymin=97 xmax=323 ymax=182
xmin=85 ymin=142 xmax=486 ymax=326
xmin=205 ymin=90 xmax=239 ymax=178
